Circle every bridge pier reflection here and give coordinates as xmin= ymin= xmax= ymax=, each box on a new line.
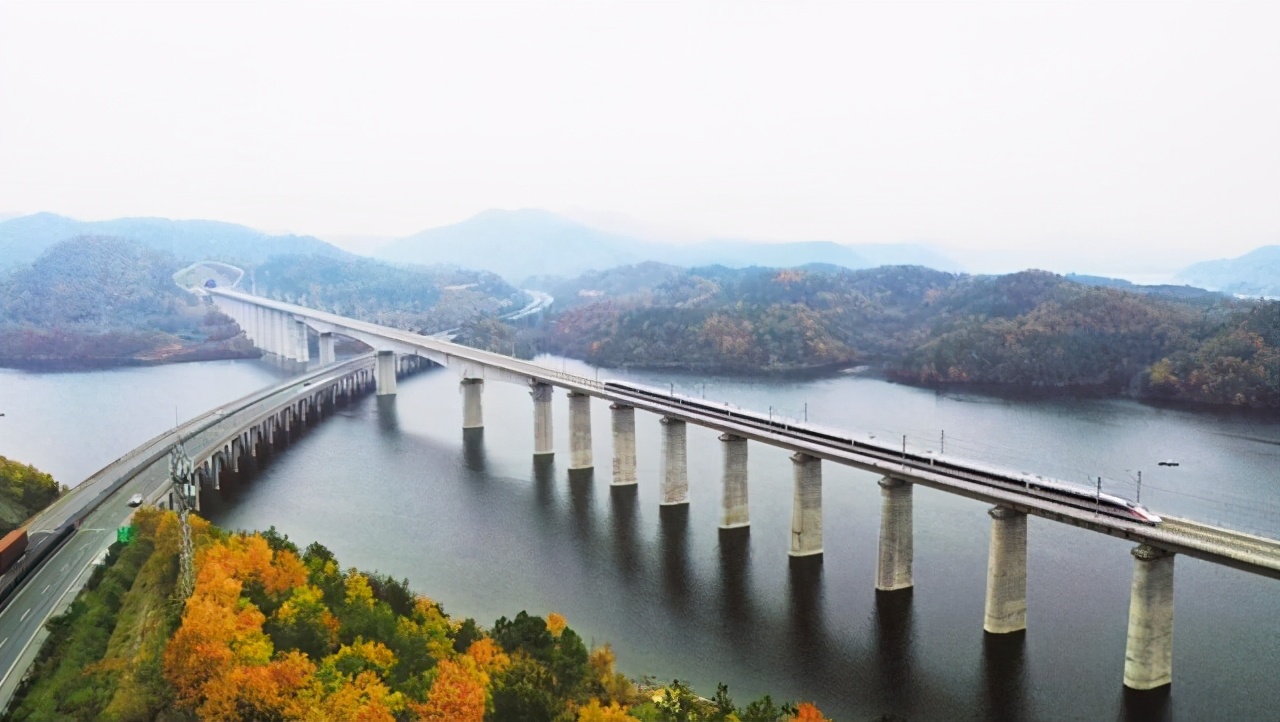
xmin=873 ymin=587 xmax=915 ymax=709
xmin=461 ymin=428 xmax=486 ymax=472
xmin=980 ymin=627 xmax=1028 ymax=720
xmin=788 ymin=555 xmax=825 ymax=677
xmin=659 ymin=504 xmax=691 ymax=608
xmin=609 ymin=484 xmax=640 ymax=579
xmin=718 ymin=528 xmax=752 ymax=629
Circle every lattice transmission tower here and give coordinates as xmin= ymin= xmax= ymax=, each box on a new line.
xmin=167 ymin=436 xmax=198 ymax=601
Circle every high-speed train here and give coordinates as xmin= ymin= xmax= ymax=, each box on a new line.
xmin=603 ymin=380 xmax=1162 ymax=526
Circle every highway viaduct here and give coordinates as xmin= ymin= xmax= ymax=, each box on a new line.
xmin=206 ymin=287 xmax=1280 ymax=694
xmin=0 ymin=354 xmax=399 ymax=707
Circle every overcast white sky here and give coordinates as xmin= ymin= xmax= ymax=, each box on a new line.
xmin=1 ymin=1 xmax=1276 ymax=271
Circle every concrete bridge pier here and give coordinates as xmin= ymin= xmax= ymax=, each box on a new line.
xmin=293 ymin=320 xmax=311 ymax=363
xmin=318 ymin=332 xmax=336 ymax=365
xmin=789 ymin=453 xmax=823 ymax=558
xmin=254 ymin=306 xmax=266 ymax=352
xmin=375 ymin=350 xmax=397 ymax=396
xmin=1124 ymin=545 xmax=1175 ymax=691
xmin=271 ymin=309 xmax=284 ymax=356
xmin=253 ymin=306 xmax=263 ymax=351
xmin=568 ymin=391 xmax=593 ymax=471
xmin=278 ymin=313 xmax=291 ymax=359
xmin=719 ymin=433 xmax=749 ymax=529
xmin=984 ymin=506 xmax=1028 ymax=634
xmin=876 ymin=477 xmax=914 ymax=591
xmin=531 ymin=382 xmax=554 ymax=457
xmin=660 ymin=416 xmax=688 ymax=505
xmin=254 ymin=306 xmax=267 ymax=354
xmin=461 ymin=378 xmax=484 ymax=429
xmin=610 ymin=404 xmax=637 ymax=486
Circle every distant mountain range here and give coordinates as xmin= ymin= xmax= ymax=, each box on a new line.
xmin=1176 ymin=246 xmax=1280 ymax=297
xmin=0 ymin=212 xmax=348 ymax=271
xmin=374 ymin=208 xmax=960 ymax=282
xmin=5 ymin=209 xmax=1272 ymax=298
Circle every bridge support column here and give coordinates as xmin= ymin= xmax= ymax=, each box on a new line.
xmin=610 ymin=404 xmax=636 ymax=486
xmin=319 ymin=332 xmax=336 ymax=365
xmin=1124 ymin=544 xmax=1175 ymax=690
xmin=254 ymin=306 xmax=266 ymax=352
xmin=256 ymin=307 xmax=266 ymax=352
xmin=568 ymin=391 xmax=592 ymax=470
xmin=660 ymin=416 xmax=688 ymax=505
xmin=294 ymin=320 xmax=310 ymax=363
xmin=375 ymin=350 xmax=397 ymax=396
xmin=531 ymin=382 xmax=554 ymax=457
xmin=257 ymin=307 xmax=269 ymax=354
xmin=461 ymin=378 xmax=483 ymax=429
xmin=876 ymin=477 xmax=913 ymax=591
xmin=719 ymin=433 xmax=749 ymax=529
xmin=789 ymin=453 xmax=822 ymax=558
xmin=984 ymin=506 xmax=1028 ymax=634
xmin=274 ymin=311 xmax=288 ymax=357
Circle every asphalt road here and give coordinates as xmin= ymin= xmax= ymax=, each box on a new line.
xmin=0 ymin=356 xmax=371 ymax=708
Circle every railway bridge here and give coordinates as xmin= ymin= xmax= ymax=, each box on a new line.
xmin=208 ymin=287 xmax=1280 ymax=693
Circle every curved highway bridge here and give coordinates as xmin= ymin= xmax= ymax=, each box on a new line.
xmin=0 ymin=354 xmax=382 ymax=706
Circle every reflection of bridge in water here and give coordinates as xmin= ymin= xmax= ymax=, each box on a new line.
xmin=190 ymin=287 xmax=1277 ymax=693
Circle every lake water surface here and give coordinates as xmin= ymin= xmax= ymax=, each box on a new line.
xmin=3 ymin=358 xmax=1278 ymax=720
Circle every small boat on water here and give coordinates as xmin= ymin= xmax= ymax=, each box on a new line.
xmin=1158 ymin=459 xmax=1180 ymax=467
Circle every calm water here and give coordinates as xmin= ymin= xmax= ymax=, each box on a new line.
xmin=4 ymin=357 xmax=1279 ymax=720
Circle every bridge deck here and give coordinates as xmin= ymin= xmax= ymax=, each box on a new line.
xmin=210 ymin=288 xmax=1280 ymax=580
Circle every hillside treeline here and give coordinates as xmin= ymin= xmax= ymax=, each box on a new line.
xmin=0 ymin=457 xmax=63 ymax=535
xmin=0 ymin=236 xmax=256 ymax=368
xmin=537 ymin=264 xmax=1279 ymax=408
xmin=251 ymin=255 xmax=526 ymax=335
xmin=5 ymin=510 xmax=828 ymax=722
xmin=0 ymin=239 xmax=527 ymax=368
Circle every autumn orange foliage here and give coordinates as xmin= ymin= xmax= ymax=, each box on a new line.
xmin=163 ymin=532 xmax=404 ymax=721
xmin=789 ymin=701 xmax=833 ymax=721
xmin=547 ymin=611 xmax=568 ymax=637
xmin=410 ymin=657 xmax=487 ymax=721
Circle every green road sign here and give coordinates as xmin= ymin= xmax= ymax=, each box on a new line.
xmin=117 ymin=526 xmax=136 ymax=544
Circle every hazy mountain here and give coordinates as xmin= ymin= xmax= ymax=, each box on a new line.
xmin=668 ymin=239 xmax=868 ymax=270
xmin=378 ymin=208 xmax=960 ymax=283
xmin=377 ymin=209 xmax=657 ymax=281
xmin=0 ymin=212 xmax=348 ymax=271
xmin=1064 ymin=274 xmax=1222 ymax=301
xmin=1176 ymin=246 xmax=1280 ymax=297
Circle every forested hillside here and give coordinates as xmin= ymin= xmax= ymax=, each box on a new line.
xmin=0 ymin=213 xmax=347 ymax=271
xmin=539 ymin=264 xmax=1280 ymax=408
xmin=0 ymin=239 xmax=527 ymax=367
xmin=0 ymin=457 xmax=63 ymax=535
xmin=0 ymin=237 xmax=256 ymax=368
xmin=252 ymin=255 xmax=527 ymax=334
xmin=4 ymin=510 xmax=829 ymax=721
